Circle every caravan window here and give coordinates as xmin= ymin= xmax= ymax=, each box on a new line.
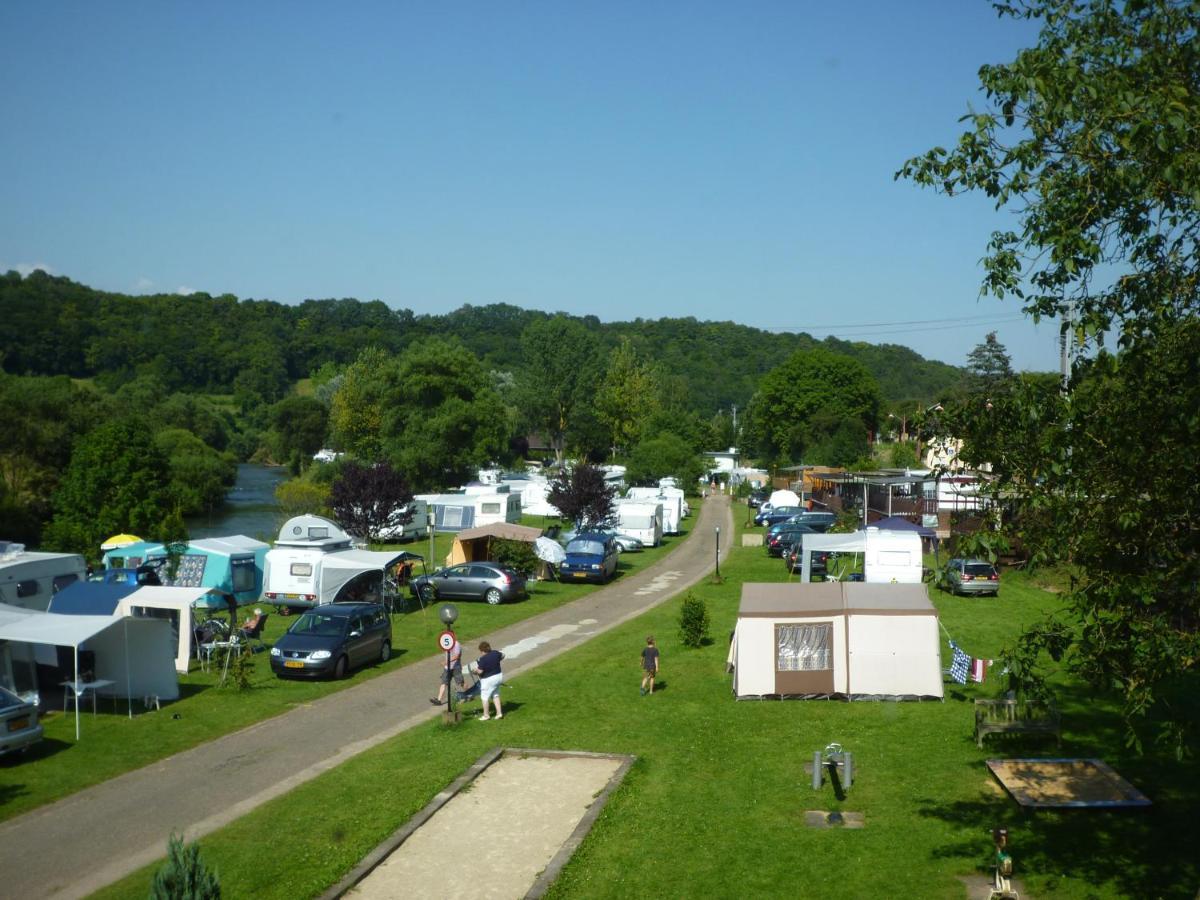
xmin=231 ymin=558 xmax=256 ymax=593
xmin=290 ymin=562 xmax=313 ymax=577
xmin=878 ymin=550 xmax=914 ymax=567
xmin=443 ymin=506 xmax=464 ymax=528
xmin=15 ymin=580 xmax=39 ymax=598
xmin=307 ymin=526 xmax=329 ymax=540
xmin=776 ymin=624 xmax=832 ymax=672
xmin=52 ymin=573 xmax=79 ymax=593
xmin=624 ymin=514 xmax=654 ymax=530
xmin=481 ymin=502 xmax=501 ymax=515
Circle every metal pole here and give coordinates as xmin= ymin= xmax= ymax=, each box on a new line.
xmin=715 ymin=527 xmax=721 ymax=578
xmin=446 ymin=636 xmax=454 ymax=715
xmin=843 ymin=752 xmax=853 ymax=790
xmin=812 ymin=751 xmax=823 ymax=789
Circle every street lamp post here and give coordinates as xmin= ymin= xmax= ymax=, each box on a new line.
xmin=715 ymin=526 xmax=721 ymax=578
xmin=438 ymin=603 xmax=459 ymax=716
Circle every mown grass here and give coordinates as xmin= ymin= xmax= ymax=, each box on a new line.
xmin=88 ymin=503 xmax=1199 ymax=899
xmin=0 ymin=515 xmax=692 ymax=822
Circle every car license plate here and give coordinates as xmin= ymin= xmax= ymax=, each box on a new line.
xmin=574 ymin=572 xmax=587 ymax=578
xmin=285 ymin=593 xmax=302 ymax=599
xmin=284 ymin=661 xmax=305 ymax=669
xmin=8 ymin=716 xmax=29 ymax=731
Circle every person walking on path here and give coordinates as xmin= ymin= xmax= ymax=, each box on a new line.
xmin=640 ymin=635 xmax=660 ymax=695
xmin=431 ymin=636 xmax=465 ymax=706
xmin=474 ymin=641 xmax=504 ymax=720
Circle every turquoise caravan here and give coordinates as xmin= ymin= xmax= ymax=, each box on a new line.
xmin=141 ymin=536 xmax=269 ymax=606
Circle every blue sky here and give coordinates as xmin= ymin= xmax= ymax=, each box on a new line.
xmin=1 ymin=1 xmax=1059 ymax=370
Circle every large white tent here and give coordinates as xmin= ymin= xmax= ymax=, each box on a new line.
xmin=0 ymin=602 xmax=178 ymax=738
xmin=727 ymin=582 xmax=943 ymax=701
xmin=116 ymin=585 xmax=219 ymax=674
xmin=797 ymin=529 xmax=924 ymax=583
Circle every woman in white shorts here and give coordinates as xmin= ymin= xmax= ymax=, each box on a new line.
xmin=474 ymin=641 xmax=505 ymax=720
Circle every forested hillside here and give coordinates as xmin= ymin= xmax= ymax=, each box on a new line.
xmin=0 ymin=270 xmax=962 ymax=412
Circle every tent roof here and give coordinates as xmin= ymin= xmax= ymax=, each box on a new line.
xmin=48 ymin=582 xmax=137 ymax=615
xmin=319 ymin=549 xmax=410 ymax=572
xmin=127 ymin=585 xmax=221 ymax=608
xmin=738 ymin=582 xmax=936 ymax=617
xmin=454 ymin=522 xmax=543 ymax=543
xmin=862 ymin=516 xmax=936 ymax=539
xmin=0 ymin=602 xmax=132 ymax=647
xmin=180 ymin=535 xmax=270 ymax=555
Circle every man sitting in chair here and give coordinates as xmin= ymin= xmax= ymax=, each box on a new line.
xmin=239 ymin=608 xmax=268 ymax=646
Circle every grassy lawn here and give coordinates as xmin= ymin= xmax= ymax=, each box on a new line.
xmin=0 ymin=515 xmax=692 ymax=822
xmin=89 ymin=503 xmax=1199 ymax=899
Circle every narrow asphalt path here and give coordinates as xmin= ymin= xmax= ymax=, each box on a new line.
xmin=1 ymin=495 xmax=734 ymax=900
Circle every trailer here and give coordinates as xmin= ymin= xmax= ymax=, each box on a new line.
xmin=0 ymin=543 xmax=86 ymax=612
xmin=626 ymin=487 xmax=681 ymax=534
xmin=614 ymin=500 xmax=664 ymax=547
xmin=416 ymin=490 xmax=522 ymax=533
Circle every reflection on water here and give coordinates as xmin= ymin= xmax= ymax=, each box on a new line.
xmin=185 ymin=463 xmax=287 ymax=542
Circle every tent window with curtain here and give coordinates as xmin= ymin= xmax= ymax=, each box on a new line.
xmin=776 ymin=623 xmax=832 ymax=672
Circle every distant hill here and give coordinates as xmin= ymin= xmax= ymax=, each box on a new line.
xmin=0 ymin=270 xmax=964 ymax=411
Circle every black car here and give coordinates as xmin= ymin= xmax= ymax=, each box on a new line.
xmin=784 ymin=541 xmax=829 ymax=577
xmin=756 ymin=505 xmax=804 ymax=528
xmin=270 ymin=602 xmax=392 ymax=679
xmin=783 ymin=511 xmax=838 ymax=532
xmin=747 ymin=489 xmax=769 ymax=509
xmin=766 ymin=525 xmax=816 ymax=557
xmin=410 ymin=562 xmax=528 ymax=605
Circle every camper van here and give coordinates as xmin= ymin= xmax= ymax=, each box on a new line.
xmin=626 ymin=487 xmax=681 ymax=534
xmin=0 ymin=544 xmax=86 ymax=611
xmin=263 ymin=515 xmax=410 ymax=610
xmin=418 ymin=491 xmax=522 ymax=533
xmin=614 ymin=500 xmax=663 ymax=547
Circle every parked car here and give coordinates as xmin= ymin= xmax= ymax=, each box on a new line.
xmin=783 ymin=511 xmax=838 ymax=532
xmin=943 ymin=558 xmax=1000 ymax=596
xmin=747 ymin=489 xmax=768 ymax=508
xmin=561 ymin=528 xmax=644 ymax=553
xmin=559 ymin=533 xmax=620 ymax=583
xmin=755 ymin=505 xmax=804 ymax=527
xmin=410 ymin=562 xmax=528 ymax=605
xmin=784 ymin=541 xmax=829 ymax=577
xmin=0 ymin=685 xmax=43 ymax=758
xmin=270 ymin=601 xmax=392 ymax=679
xmin=766 ymin=525 xmax=817 ymax=557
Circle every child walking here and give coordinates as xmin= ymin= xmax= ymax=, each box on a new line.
xmin=640 ymin=635 xmax=659 ymax=695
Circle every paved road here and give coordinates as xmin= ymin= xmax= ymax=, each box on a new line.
xmin=0 ymin=495 xmax=733 ymax=900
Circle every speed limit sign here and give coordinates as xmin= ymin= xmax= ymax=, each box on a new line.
xmin=437 ymin=630 xmax=456 ymax=652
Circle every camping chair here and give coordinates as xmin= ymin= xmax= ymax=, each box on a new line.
xmin=239 ymin=613 xmax=269 ymax=652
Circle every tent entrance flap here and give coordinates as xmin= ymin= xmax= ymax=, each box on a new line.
xmin=774 ymin=622 xmax=835 ymax=695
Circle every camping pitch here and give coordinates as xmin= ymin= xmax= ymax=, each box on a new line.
xmin=727 ymin=581 xmax=944 ymax=700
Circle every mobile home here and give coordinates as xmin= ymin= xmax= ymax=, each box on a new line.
xmin=614 ymin=500 xmax=663 ymax=547
xmin=626 ymin=488 xmax=681 ymax=534
xmin=375 ymin=502 xmax=432 ymax=542
xmin=0 ymin=543 xmax=86 ymax=611
xmin=417 ymin=491 xmax=522 ymax=533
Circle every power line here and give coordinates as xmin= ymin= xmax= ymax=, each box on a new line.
xmin=766 ymin=315 xmax=1028 ymax=339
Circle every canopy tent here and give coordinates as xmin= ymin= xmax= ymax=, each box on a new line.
xmin=0 ymin=602 xmax=178 ymax=739
xmin=117 ymin=585 xmax=220 ymax=674
xmin=446 ymin=523 xmax=543 ymax=566
xmin=862 ymin=515 xmax=936 ymax=540
xmin=47 ymin=582 xmax=137 ymax=615
xmin=727 ymin=582 xmax=943 ymax=700
xmin=797 ymin=529 xmax=924 ymax=584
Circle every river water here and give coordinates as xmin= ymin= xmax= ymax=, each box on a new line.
xmin=185 ymin=463 xmax=287 ymax=542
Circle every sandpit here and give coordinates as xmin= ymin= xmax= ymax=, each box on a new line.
xmin=986 ymin=758 xmax=1151 ymax=809
xmin=335 ymin=749 xmax=633 ymax=900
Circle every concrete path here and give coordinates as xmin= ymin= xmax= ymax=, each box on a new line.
xmin=0 ymin=495 xmax=733 ymax=900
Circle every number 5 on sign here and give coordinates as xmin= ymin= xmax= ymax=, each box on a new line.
xmin=438 ymin=630 xmax=456 ymax=652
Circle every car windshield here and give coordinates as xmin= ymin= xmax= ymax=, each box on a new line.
xmin=567 ymin=539 xmax=605 ymax=556
xmin=964 ymin=563 xmax=996 ymax=576
xmin=289 ymin=612 xmax=348 ymax=637
xmin=0 ymin=685 xmax=24 ymax=708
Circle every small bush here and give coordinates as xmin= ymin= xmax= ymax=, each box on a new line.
xmin=491 ymin=538 xmax=540 ymax=577
xmin=678 ymin=592 xmax=711 ymax=648
xmin=150 ymin=832 xmax=221 ymax=900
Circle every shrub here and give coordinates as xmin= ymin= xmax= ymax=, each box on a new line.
xmin=150 ymin=833 xmax=221 ymax=900
xmin=678 ymin=592 xmax=711 ymax=648
xmin=491 ymin=538 xmax=539 ymax=577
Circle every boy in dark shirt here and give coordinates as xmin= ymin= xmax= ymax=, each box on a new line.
xmin=640 ymin=635 xmax=659 ymax=696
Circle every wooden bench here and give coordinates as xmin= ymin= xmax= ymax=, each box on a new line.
xmin=974 ymin=698 xmax=1061 ymax=748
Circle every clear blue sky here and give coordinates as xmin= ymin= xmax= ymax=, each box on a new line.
xmin=1 ymin=1 xmax=1058 ymax=371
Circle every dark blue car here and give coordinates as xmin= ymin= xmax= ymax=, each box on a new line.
xmin=558 ymin=533 xmax=619 ymax=584
xmin=270 ymin=602 xmax=392 ymax=679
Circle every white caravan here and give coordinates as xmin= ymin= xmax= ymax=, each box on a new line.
xmin=626 ymin=487 xmax=681 ymax=534
xmin=374 ymin=502 xmax=431 ymax=542
xmin=263 ymin=515 xmax=408 ymax=609
xmin=615 ymin=500 xmax=664 ymax=547
xmin=796 ymin=529 xmax=924 ymax=584
xmin=0 ymin=543 xmax=86 ymax=611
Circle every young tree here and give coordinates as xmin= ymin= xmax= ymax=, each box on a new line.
xmin=328 ymin=460 xmax=414 ymax=544
xmin=595 ymin=336 xmax=662 ymax=456
xmin=515 ymin=316 xmax=603 ymax=464
xmin=547 ymin=462 xmax=616 ymax=529
xmin=269 ymin=396 xmax=329 ymax=466
xmin=900 ymin=0 xmax=1200 ymax=748
xmin=625 ymin=434 xmax=705 ymax=489
xmin=328 ymin=346 xmax=397 ymax=461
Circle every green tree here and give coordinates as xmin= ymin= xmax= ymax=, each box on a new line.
xmin=900 ymin=0 xmax=1200 ymax=748
xmin=268 ymin=396 xmax=329 ymax=467
xmin=595 ymin=336 xmax=661 ymax=456
xmin=275 ymin=477 xmax=332 ymax=520
xmin=742 ymin=348 xmax=880 ymax=466
xmin=154 ymin=428 xmax=237 ymax=516
xmin=964 ymin=332 xmax=1014 ymax=395
xmin=44 ymin=419 xmax=174 ymax=557
xmin=515 ymin=316 xmax=603 ymax=464
xmin=625 ymin=434 xmax=705 ymax=489
xmin=150 ymin=833 xmax=220 ymax=900
xmin=547 ymin=462 xmax=615 ymax=529
xmin=328 ymin=347 xmax=397 ymax=460
xmin=382 ymin=339 xmax=512 ymax=490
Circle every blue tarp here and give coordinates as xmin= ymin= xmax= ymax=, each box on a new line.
xmin=862 ymin=515 xmax=936 ymax=539
xmin=47 ymin=582 xmax=138 ymax=615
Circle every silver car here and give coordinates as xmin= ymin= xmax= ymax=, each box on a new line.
xmin=0 ymin=685 xmax=43 ymax=758
xmin=944 ymin=558 xmax=1000 ymax=596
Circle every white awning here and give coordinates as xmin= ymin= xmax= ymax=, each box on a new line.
xmin=318 ymin=550 xmax=408 ymax=604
